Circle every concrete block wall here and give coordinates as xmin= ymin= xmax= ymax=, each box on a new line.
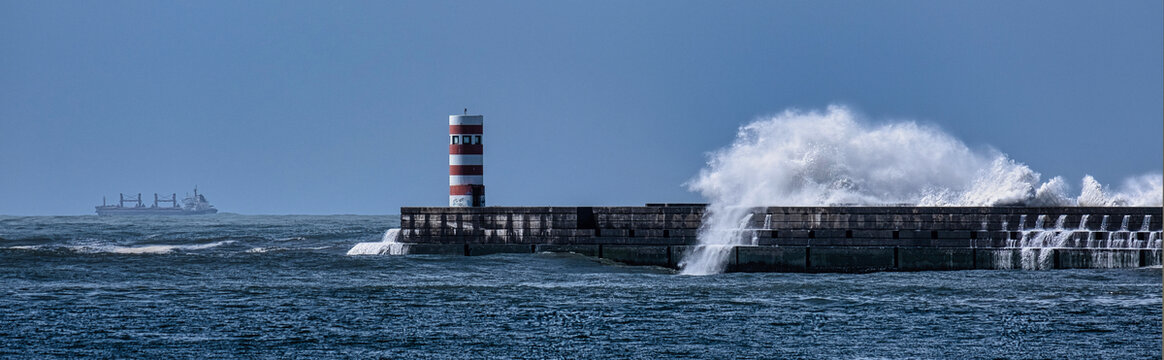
xmin=397 ymin=205 xmax=1163 ymax=272
xmin=401 ymin=205 xmax=1161 ymax=245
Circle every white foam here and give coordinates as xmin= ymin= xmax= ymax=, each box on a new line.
xmin=688 ymin=105 xmax=1162 ymax=208
xmin=678 ymin=244 xmax=738 ymax=275
xmin=1116 ymin=174 xmax=1164 ymax=206
xmin=346 ymin=229 xmax=406 ymax=256
xmin=681 ymin=105 xmax=1164 ymax=274
xmin=679 ymin=212 xmax=753 ymax=275
xmin=1077 ymin=176 xmax=1111 ymax=206
xmin=6 ymin=241 xmax=235 ymax=254
xmin=1075 ymin=174 xmax=1163 ymax=206
xmin=246 ymin=246 xmax=330 ymax=253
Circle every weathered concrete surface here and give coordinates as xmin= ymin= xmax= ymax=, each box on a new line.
xmin=973 ymin=249 xmax=1023 ymax=270
xmin=808 ymin=247 xmax=895 ymax=273
xmin=404 ymin=243 xmax=466 ymax=255
xmin=666 ymin=245 xmax=747 ymax=270
xmin=732 ymin=246 xmax=807 ymax=272
xmin=535 ymin=244 xmax=599 ymax=257
xmin=467 ymin=244 xmax=533 ymax=256
xmin=898 ymin=248 xmax=975 ymax=271
xmin=1056 ymin=249 xmax=1141 ymax=269
xmin=668 ymin=246 xmax=692 ymax=268
xmin=1141 ymin=249 xmax=1163 ymax=267
xmin=600 ymin=245 xmax=671 ymax=267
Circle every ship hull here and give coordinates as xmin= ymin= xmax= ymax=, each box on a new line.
xmin=95 ymin=207 xmax=218 ymax=216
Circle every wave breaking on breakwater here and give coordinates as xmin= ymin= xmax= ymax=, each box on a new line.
xmin=680 ymin=105 xmax=1162 ymax=275
xmin=346 ymin=229 xmax=406 ymax=256
xmin=688 ymin=105 xmax=1161 ymax=208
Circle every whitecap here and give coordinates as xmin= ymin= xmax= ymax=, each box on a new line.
xmin=6 ymin=241 xmax=235 ymax=254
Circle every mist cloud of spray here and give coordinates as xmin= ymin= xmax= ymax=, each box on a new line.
xmin=679 ymin=105 xmax=1162 ymax=275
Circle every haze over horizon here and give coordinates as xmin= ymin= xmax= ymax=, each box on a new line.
xmin=2 ymin=1 xmax=1161 ymax=215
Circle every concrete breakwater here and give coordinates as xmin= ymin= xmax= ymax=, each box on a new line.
xmin=396 ymin=205 xmax=1163 ymax=272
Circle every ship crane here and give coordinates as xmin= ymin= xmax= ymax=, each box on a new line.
xmin=119 ymin=193 xmax=143 ymax=208
xmin=154 ymin=193 xmax=178 ymax=208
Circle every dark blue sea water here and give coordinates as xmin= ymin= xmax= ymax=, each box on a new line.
xmin=1 ymin=215 xmax=1160 ymax=359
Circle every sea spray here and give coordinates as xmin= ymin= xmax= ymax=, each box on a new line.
xmin=678 ymin=211 xmax=754 ymax=275
xmin=685 ymin=105 xmax=1162 ymax=209
xmin=682 ymin=105 xmax=1163 ymax=274
xmin=347 ymin=229 xmax=406 ymax=255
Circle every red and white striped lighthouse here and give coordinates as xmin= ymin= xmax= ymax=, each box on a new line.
xmin=449 ymin=113 xmax=484 ymax=207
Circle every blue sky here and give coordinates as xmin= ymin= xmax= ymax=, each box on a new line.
xmin=1 ymin=1 xmax=1160 ymax=215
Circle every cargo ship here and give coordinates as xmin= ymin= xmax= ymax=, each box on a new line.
xmin=95 ymin=187 xmax=218 ymax=216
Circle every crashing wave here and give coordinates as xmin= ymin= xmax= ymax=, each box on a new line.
xmin=680 ymin=105 xmax=1162 ymax=275
xmin=686 ymin=105 xmax=1161 ymax=208
xmin=346 ymin=229 xmax=406 ymax=256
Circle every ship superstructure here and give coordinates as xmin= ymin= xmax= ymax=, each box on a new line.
xmin=95 ymin=187 xmax=218 ymax=216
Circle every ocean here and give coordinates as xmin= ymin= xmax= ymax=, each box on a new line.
xmin=1 ymin=215 xmax=1159 ymax=359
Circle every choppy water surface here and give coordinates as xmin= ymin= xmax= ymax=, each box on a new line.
xmin=1 ymin=215 xmax=1160 ymax=359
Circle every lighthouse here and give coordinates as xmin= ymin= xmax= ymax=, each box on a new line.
xmin=449 ymin=112 xmax=484 ymax=207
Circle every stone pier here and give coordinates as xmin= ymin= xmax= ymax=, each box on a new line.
xmin=396 ymin=205 xmax=1162 ymax=272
